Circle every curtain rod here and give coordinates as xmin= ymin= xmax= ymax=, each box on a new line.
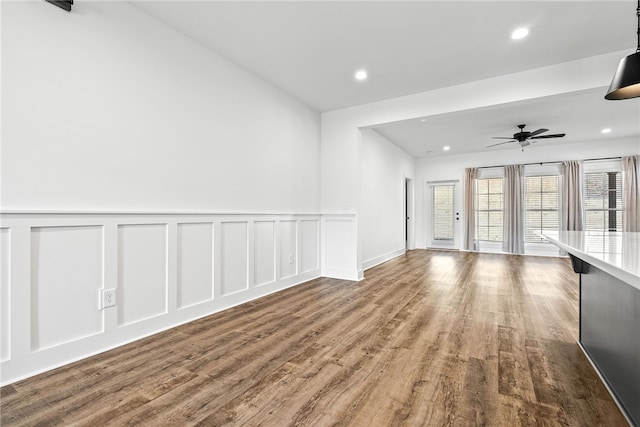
xmin=476 ymin=156 xmax=622 ymax=170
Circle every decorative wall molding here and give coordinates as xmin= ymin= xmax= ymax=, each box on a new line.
xmin=0 ymin=228 xmax=10 ymax=363
xmin=254 ymin=221 xmax=276 ymax=287
xmin=220 ymin=221 xmax=249 ymax=296
xmin=177 ymin=223 xmax=214 ymax=308
xmin=321 ymin=214 xmax=363 ymax=281
xmin=118 ymin=224 xmax=168 ymax=326
xmin=0 ymin=212 xmax=323 ymax=385
xmin=31 ymin=225 xmax=104 ymax=350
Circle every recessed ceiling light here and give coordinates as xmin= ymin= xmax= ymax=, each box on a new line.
xmin=601 ymin=128 xmax=612 ymax=134
xmin=355 ymin=70 xmax=367 ymax=81
xmin=420 ymin=118 xmax=427 ymax=122
xmin=511 ymin=28 xmax=529 ymax=40
xmin=443 ymin=146 xmax=450 ymax=151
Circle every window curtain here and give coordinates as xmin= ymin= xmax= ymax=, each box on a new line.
xmin=561 ymin=160 xmax=584 ymax=231
xmin=463 ymin=168 xmax=477 ymax=250
xmin=622 ymin=155 xmax=640 ymax=232
xmin=502 ymin=164 xmax=525 ymax=254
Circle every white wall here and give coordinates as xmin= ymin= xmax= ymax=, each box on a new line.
xmin=414 ymin=136 xmax=640 ymax=249
xmin=360 ymin=128 xmax=415 ymax=269
xmin=0 ymin=1 xmax=328 ymax=384
xmin=320 ymin=50 xmax=629 ymax=274
xmin=1 ymin=1 xmax=320 ymax=213
xmin=320 ymin=51 xmax=628 ymax=215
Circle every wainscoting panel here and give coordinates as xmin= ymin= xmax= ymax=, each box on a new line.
xmin=322 ymin=214 xmax=362 ymax=281
xmin=118 ymin=224 xmax=168 ymax=326
xmin=220 ymin=221 xmax=249 ymax=296
xmin=254 ymin=221 xmax=275 ymax=286
xmin=177 ymin=223 xmax=213 ymax=308
xmin=300 ymin=220 xmax=319 ymax=273
xmin=0 ymin=212 xmax=323 ymax=385
xmin=30 ymin=226 xmax=104 ymax=351
xmin=279 ymin=220 xmax=297 ymax=279
xmin=1 ymin=229 xmax=10 ymax=362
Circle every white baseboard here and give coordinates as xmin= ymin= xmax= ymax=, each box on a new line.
xmin=322 ymin=267 xmax=364 ymax=281
xmin=362 ymin=248 xmax=406 ymax=271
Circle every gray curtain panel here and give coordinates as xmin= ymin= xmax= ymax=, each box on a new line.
xmin=502 ymin=164 xmax=525 ymax=254
xmin=561 ymin=160 xmax=584 ymax=231
xmin=463 ymin=168 xmax=477 ymax=250
xmin=622 ymin=155 xmax=640 ymax=232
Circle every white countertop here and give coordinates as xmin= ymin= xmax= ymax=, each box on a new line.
xmin=539 ymin=231 xmax=640 ymax=290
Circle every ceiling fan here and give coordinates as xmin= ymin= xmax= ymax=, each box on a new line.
xmin=487 ymin=124 xmax=566 ymax=150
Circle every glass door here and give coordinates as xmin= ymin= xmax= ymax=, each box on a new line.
xmin=428 ymin=182 xmax=458 ymax=249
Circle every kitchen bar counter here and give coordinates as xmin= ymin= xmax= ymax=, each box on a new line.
xmin=541 ymin=231 xmax=639 ymax=289
xmin=541 ymin=231 xmax=639 ymax=426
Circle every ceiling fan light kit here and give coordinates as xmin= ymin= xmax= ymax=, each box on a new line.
xmin=605 ymin=0 xmax=640 ymax=100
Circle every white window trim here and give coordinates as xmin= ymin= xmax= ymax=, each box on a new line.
xmin=476 ymin=240 xmax=506 ymax=254
xmin=583 ymin=159 xmax=622 ymax=174
xmin=477 ymin=167 xmax=504 ymax=179
xmin=583 ymin=170 xmax=623 ymax=232
xmin=524 ymin=163 xmax=562 ymax=176
xmin=524 ymin=174 xmax=561 ymax=245
xmin=475 ymin=176 xmax=504 ymax=244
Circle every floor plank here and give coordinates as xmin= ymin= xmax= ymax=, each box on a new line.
xmin=0 ymin=250 xmax=628 ymax=426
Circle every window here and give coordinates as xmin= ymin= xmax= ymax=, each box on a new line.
xmin=476 ymin=177 xmax=503 ymax=242
xmin=585 ymin=172 xmax=623 ymax=231
xmin=525 ymin=175 xmax=559 ymax=242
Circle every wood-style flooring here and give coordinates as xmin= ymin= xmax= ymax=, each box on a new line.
xmin=0 ymin=250 xmax=628 ymax=426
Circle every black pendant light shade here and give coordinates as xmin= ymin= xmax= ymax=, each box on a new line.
xmin=45 ymin=0 xmax=73 ymax=12
xmin=605 ymin=51 xmax=640 ymax=100
xmin=605 ymin=1 xmax=640 ymax=100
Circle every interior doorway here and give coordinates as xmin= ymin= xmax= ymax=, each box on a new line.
xmin=404 ymin=177 xmax=413 ymax=250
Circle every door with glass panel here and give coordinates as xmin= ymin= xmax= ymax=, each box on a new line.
xmin=428 ymin=182 xmax=458 ymax=249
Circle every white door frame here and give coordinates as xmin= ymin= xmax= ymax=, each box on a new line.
xmin=426 ymin=180 xmax=459 ymax=249
xmin=404 ymin=176 xmax=414 ymax=250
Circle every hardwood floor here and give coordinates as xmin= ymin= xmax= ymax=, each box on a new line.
xmin=1 ymin=250 xmax=628 ymax=426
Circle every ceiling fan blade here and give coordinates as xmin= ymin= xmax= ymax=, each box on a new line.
xmin=486 ymin=140 xmax=515 ymax=148
xmin=530 ymin=133 xmax=566 ymax=139
xmin=491 ymin=137 xmax=515 ymax=139
xmin=528 ymin=128 xmax=549 ymax=137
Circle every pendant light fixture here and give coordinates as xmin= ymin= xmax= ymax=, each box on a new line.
xmin=605 ymin=0 xmax=640 ymax=100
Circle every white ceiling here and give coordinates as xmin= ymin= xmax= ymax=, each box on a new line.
xmin=373 ymin=88 xmax=640 ymax=157
xmin=132 ymin=1 xmax=640 ymax=157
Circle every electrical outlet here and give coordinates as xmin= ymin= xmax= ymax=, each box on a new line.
xmin=288 ymin=254 xmax=294 ymax=264
xmin=101 ymin=289 xmax=116 ymax=309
